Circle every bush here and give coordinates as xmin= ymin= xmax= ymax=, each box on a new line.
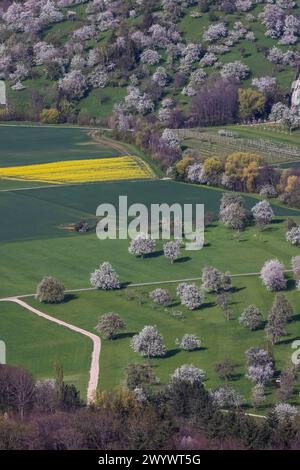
xmin=35 ymin=276 xmax=65 ymax=303
xmin=239 ymin=305 xmax=263 ymax=330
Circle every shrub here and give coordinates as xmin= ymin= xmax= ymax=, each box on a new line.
xmin=35 ymin=276 xmax=65 ymax=303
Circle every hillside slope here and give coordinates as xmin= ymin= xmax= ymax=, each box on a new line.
xmin=0 ymin=0 xmax=299 ymax=124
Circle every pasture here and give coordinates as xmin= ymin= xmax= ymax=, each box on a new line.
xmin=1 ymin=125 xmax=300 ymax=409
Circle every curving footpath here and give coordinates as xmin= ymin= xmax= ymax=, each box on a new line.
xmin=0 ymin=297 xmax=101 ymax=404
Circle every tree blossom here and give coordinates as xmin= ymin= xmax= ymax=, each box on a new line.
xmin=152 ymin=67 xmax=168 ymax=87
xmin=203 ymin=23 xmax=228 ymax=42
xmin=90 ymin=262 xmax=120 ymax=290
xmin=125 ymin=86 xmax=154 ymax=115
xmin=199 ymin=53 xmax=217 ymax=67
xmin=170 ymin=365 xmax=205 ymax=386
xmin=88 ymin=66 xmax=108 ymax=89
xmin=251 ymin=200 xmax=274 ymax=229
xmin=161 ymin=129 xmax=181 ymax=150
xmin=211 ymin=386 xmax=243 ymax=408
xmin=274 ymin=403 xmax=298 ymax=423
xmin=58 ymin=70 xmax=88 ymax=100
xmin=239 ymin=305 xmax=263 ymax=330
xmin=259 ymin=184 xmax=277 ymax=198
xmin=260 ymin=259 xmax=287 ymax=291
xmin=140 ymin=49 xmax=161 ymax=66
xmin=235 ymin=1 xmax=253 ymax=12
xmin=201 ymin=266 xmax=232 ymax=292
xmin=128 ymin=233 xmax=156 ymax=258
xmin=131 ymin=325 xmax=166 ymax=358
xmin=163 ymin=240 xmax=182 ymax=263
xmin=252 ymin=76 xmax=276 ymax=92
xmin=221 ymin=61 xmax=250 ymax=81
xmin=177 ymin=334 xmax=201 ymax=351
xmin=176 ymin=283 xmax=204 ymax=310
xmin=286 ymin=227 xmax=300 ymax=245
xmin=149 ymin=288 xmax=172 ymax=306
xmin=187 ymin=163 xmax=207 ymax=184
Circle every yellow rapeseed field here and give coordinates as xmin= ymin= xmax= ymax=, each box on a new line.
xmin=0 ymin=156 xmax=154 ymax=183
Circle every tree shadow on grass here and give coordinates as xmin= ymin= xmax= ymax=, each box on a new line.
xmin=146 ymin=250 xmax=164 ymax=259
xmin=201 ymin=301 xmax=215 ymax=309
xmin=175 ymin=256 xmax=192 ymax=263
xmin=165 ymin=348 xmax=180 ymax=358
xmin=276 ymin=335 xmax=299 ymax=346
xmin=291 ymin=313 xmax=300 ymax=322
xmin=286 ymin=279 xmax=296 ymax=291
xmin=230 ymin=286 xmax=246 ymax=294
xmin=115 ymin=332 xmax=137 ymax=340
xmin=271 ymin=218 xmax=285 ymax=225
xmin=62 ymin=294 xmax=78 ymax=303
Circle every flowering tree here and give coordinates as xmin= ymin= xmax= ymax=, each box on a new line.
xmin=176 ymin=283 xmax=204 ymax=310
xmin=124 ymin=86 xmax=154 ymax=115
xmin=90 ymin=262 xmax=120 ymax=290
xmin=269 ymin=102 xmax=300 ymax=133
xmin=140 ymin=49 xmax=160 ymax=66
xmin=149 ymin=288 xmax=172 ymax=306
xmin=35 ymin=276 xmax=65 ymax=303
xmin=251 ymin=384 xmax=266 ymax=408
xmin=187 ymin=162 xmax=207 ymax=184
xmin=273 ymin=403 xmax=298 ymax=423
xmin=95 ymin=313 xmax=126 ymax=340
xmin=220 ymin=202 xmax=247 ymax=230
xmin=211 ymin=386 xmax=243 ymax=409
xmin=245 ymin=346 xmax=274 ymax=385
xmin=152 ymin=67 xmax=168 ymax=87
xmin=260 ymin=259 xmax=287 ymax=291
xmin=201 ymin=266 xmax=232 ymax=292
xmin=221 ymin=61 xmax=250 ymax=81
xmin=58 ymin=70 xmax=88 ymax=100
xmin=251 ymin=200 xmax=274 ymax=229
xmin=239 ymin=305 xmax=263 ymax=330
xmin=161 ymin=129 xmax=181 ymax=150
xmin=163 ymin=240 xmax=182 ymax=263
xmin=247 ymin=364 xmax=274 ymax=385
xmin=128 ymin=234 xmax=156 ymax=258
xmin=170 ymin=364 xmax=205 ymax=386
xmin=252 ymin=76 xmax=276 ymax=93
xmin=259 ymin=185 xmax=277 ymax=199
xmin=291 ymin=256 xmax=300 ymax=285
xmin=131 ymin=325 xmax=166 ymax=358
xmin=286 ymin=226 xmax=300 ymax=245
xmin=203 ymin=23 xmax=228 ymax=42
xmin=176 ymin=334 xmax=201 ymax=351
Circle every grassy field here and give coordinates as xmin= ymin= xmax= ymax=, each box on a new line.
xmin=0 ymin=301 xmax=91 ymax=395
xmin=0 ymin=126 xmax=120 ymax=167
xmin=14 ymin=217 xmax=300 ymax=412
xmin=1 ymin=126 xmax=300 ymax=409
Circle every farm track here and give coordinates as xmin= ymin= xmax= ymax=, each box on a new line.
xmin=0 ymin=270 xmax=294 ymax=300
xmin=0 ymin=297 xmax=101 ymax=403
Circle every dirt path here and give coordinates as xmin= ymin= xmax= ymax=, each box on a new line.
xmin=0 ymin=297 xmax=101 ymax=403
xmin=5 ymin=269 xmax=294 ymax=300
xmin=89 ymin=130 xmax=132 ymax=156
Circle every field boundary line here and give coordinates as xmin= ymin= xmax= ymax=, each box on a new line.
xmin=0 ymin=297 xmax=100 ymax=403
xmin=1 ymin=270 xmax=293 ymax=300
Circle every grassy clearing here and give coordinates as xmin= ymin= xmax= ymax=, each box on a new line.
xmin=0 ymin=301 xmax=91 ymax=395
